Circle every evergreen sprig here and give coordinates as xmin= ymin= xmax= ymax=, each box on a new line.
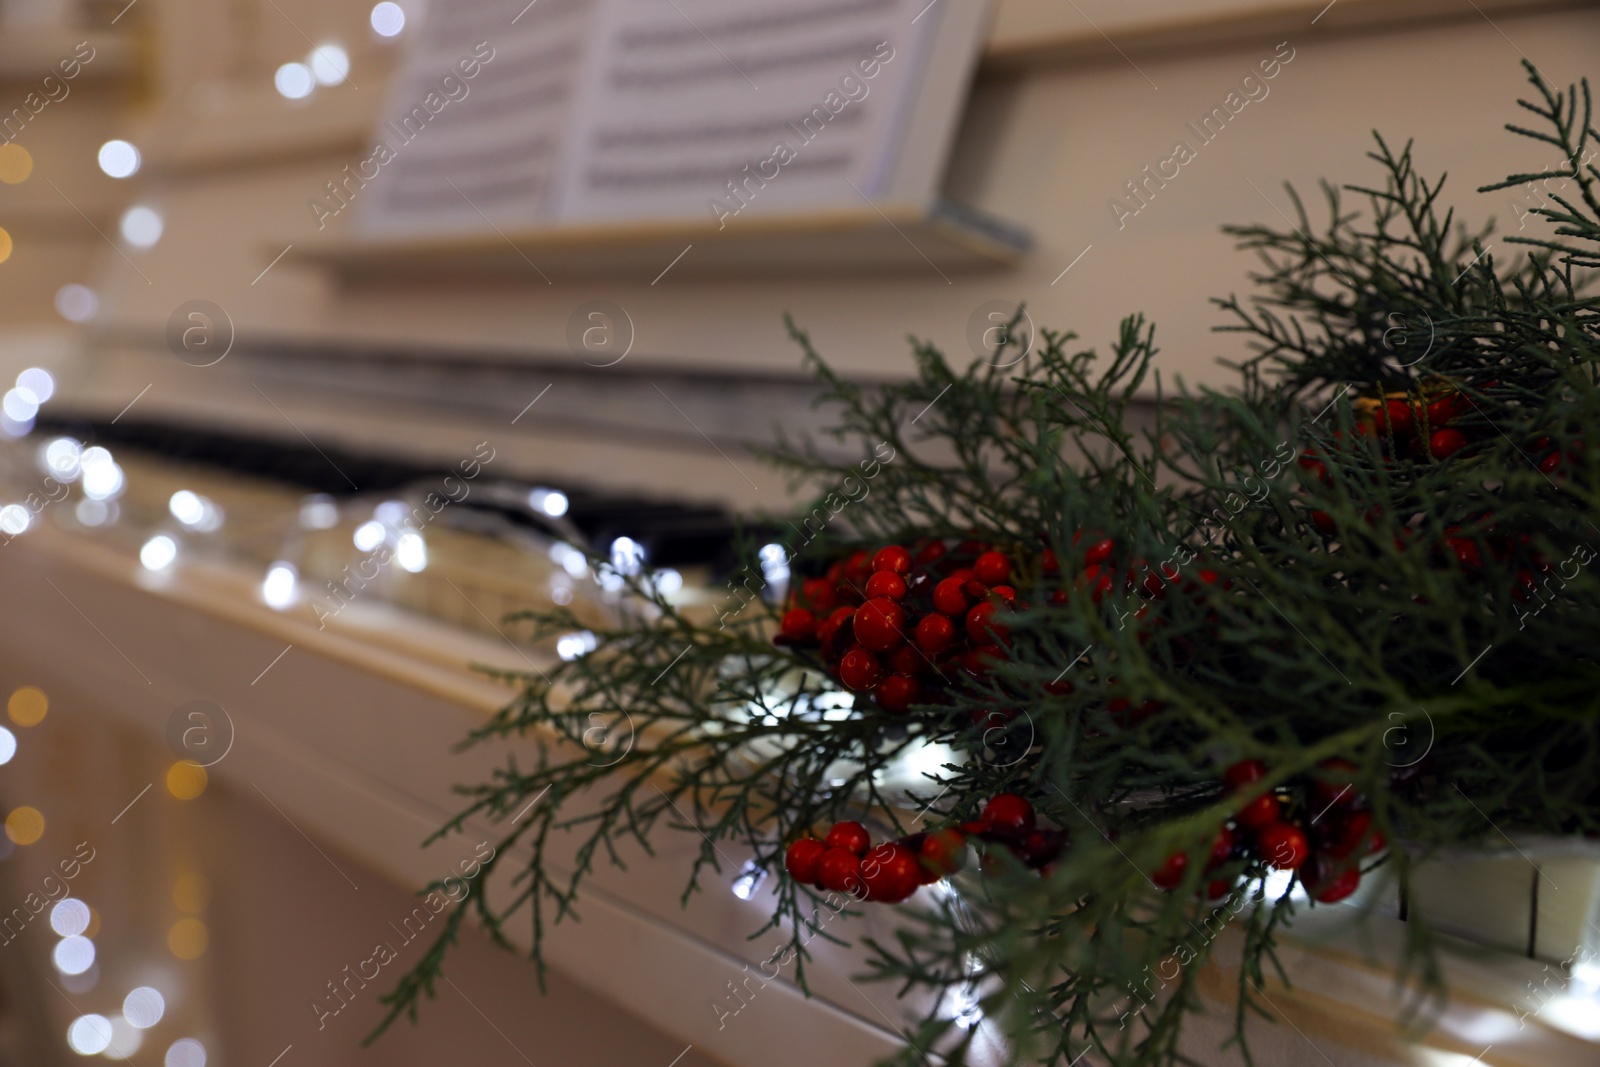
xmin=374 ymin=63 xmax=1599 ymax=1067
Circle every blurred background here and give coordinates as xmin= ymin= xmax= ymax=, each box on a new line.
xmin=0 ymin=1 xmax=1596 ymax=1064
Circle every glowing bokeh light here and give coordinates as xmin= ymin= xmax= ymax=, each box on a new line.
xmin=53 ymin=935 xmax=95 ymax=975
xmin=123 ymin=987 xmax=166 ymax=1029
xmin=140 ymin=535 xmax=178 ymax=572
xmin=66 ymin=1013 xmax=112 ymax=1055
xmin=50 ymin=898 xmax=91 ymax=937
xmin=97 ymin=140 xmax=141 ymax=178
xmin=165 ymin=761 xmax=207 ymax=800
xmin=8 ymin=686 xmax=47 ymax=726
xmin=7 ymin=805 xmax=45 ymax=845
xmin=274 ymin=62 xmax=315 ymax=100
xmin=370 ymin=2 xmax=405 ymax=37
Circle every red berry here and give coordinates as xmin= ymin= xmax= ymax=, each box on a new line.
xmin=1312 ymin=863 xmax=1363 ymax=908
xmin=919 ymin=828 xmax=967 ymax=879
xmin=801 ymin=578 xmax=838 ymax=612
xmin=888 ymin=645 xmax=924 ymax=677
xmin=981 ymin=794 xmax=1035 ymax=838
xmin=1447 ymin=537 xmax=1483 ymax=569
xmin=861 ymin=843 xmax=921 ymax=902
xmin=1077 ymin=564 xmax=1114 ymax=603
xmin=1236 ymin=793 xmax=1280 ymax=831
xmin=825 ymin=821 xmax=871 ymax=855
xmin=838 ymin=647 xmax=881 ymax=691
xmin=843 ymin=550 xmax=872 ymax=585
xmin=1223 ymin=760 xmax=1268 ymax=791
xmin=853 ymin=597 xmax=907 ymax=652
xmin=1312 ymin=510 xmax=1336 ymax=535
xmin=864 ymin=571 xmax=907 ymax=600
xmin=1298 ymin=454 xmax=1331 ymax=485
xmin=963 ymin=644 xmax=1006 ymax=674
xmin=1041 ymin=549 xmax=1060 ymax=574
xmin=871 ymin=545 xmax=912 ymax=575
xmin=965 ymin=601 xmax=1009 ymax=644
xmin=815 ymin=847 xmax=864 ymax=895
xmin=914 ymin=540 xmax=948 ymax=566
xmin=1325 ymin=809 xmax=1385 ymax=858
xmin=948 ymin=567 xmax=975 ymax=584
xmin=1152 ymin=851 xmax=1188 ymax=890
xmin=1018 ymin=829 xmax=1065 ymax=869
xmin=875 ymin=673 xmax=920 ymax=714
xmin=780 ymin=608 xmax=816 ymax=641
xmin=1206 ymin=878 xmax=1234 ymax=900
xmin=914 ymin=613 xmax=957 ymax=656
xmin=1429 ymin=428 xmax=1469 ymax=459
xmin=1312 ymin=759 xmax=1359 ymax=810
xmin=1257 ymin=823 xmax=1309 ymax=870
xmin=932 ymin=577 xmax=970 ymax=616
xmin=1426 ymin=394 xmax=1465 ymax=426
xmin=785 ymin=838 xmax=826 ymax=884
xmin=1209 ymin=826 xmax=1234 ymax=868
xmin=973 ymin=550 xmax=1011 ymax=585
xmin=1375 ymin=398 xmax=1413 ymax=437
xmin=1085 ymin=537 xmax=1115 ymax=565
xmin=1539 ymin=450 xmax=1562 ymax=474
xmin=816 ymin=606 xmax=855 ymax=649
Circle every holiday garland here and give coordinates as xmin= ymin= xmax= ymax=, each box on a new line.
xmin=373 ymin=64 xmax=1600 ymax=1066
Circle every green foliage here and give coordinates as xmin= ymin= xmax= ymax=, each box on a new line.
xmin=374 ymin=63 xmax=1599 ymax=1065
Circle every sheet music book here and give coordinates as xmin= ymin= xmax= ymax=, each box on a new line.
xmin=354 ymin=0 xmax=993 ymax=238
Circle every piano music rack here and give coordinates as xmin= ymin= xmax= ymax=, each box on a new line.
xmin=291 ymin=200 xmax=1032 ymax=283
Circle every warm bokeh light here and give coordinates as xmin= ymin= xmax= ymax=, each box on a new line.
xmin=167 ymin=917 xmax=208 ymax=959
xmin=173 ymin=872 xmax=209 ymax=914
xmin=165 ymin=760 xmax=207 ymax=800
xmin=9 ymin=685 xmax=48 ymax=726
xmin=0 ymin=144 xmax=31 ymax=183
xmin=5 ymin=805 xmax=44 ymax=845
xmin=0 ymin=226 xmax=12 ymax=265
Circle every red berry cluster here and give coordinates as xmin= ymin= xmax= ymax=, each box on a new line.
xmin=966 ymin=793 xmax=1064 ymax=874
xmin=775 ymin=535 xmax=1211 ymax=725
xmin=783 ymin=794 xmax=1064 ymax=901
xmin=1357 ymin=384 xmax=1479 ymax=462
xmin=1324 ymin=381 xmax=1582 ymax=501
xmin=1151 ymin=758 xmax=1385 ymax=903
xmin=1529 ymin=432 xmax=1586 ymax=476
xmin=784 ymin=819 xmax=968 ymax=903
xmin=775 ymin=540 xmax=1030 ymax=714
